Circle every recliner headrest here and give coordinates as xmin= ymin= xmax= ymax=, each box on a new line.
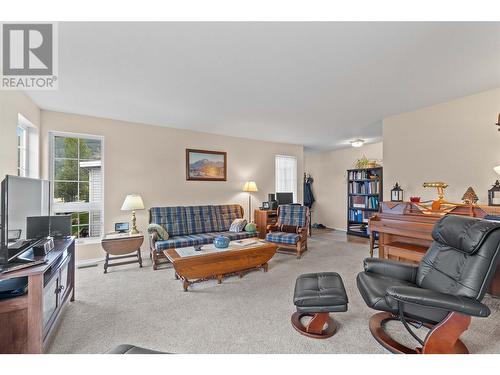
xmin=432 ymin=215 xmax=500 ymax=255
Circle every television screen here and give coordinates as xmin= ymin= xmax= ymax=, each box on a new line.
xmin=276 ymin=192 xmax=294 ymax=206
xmin=1 ymin=176 xmax=50 ymax=261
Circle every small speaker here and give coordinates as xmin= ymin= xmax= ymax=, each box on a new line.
xmin=33 ymin=237 xmax=54 ymax=256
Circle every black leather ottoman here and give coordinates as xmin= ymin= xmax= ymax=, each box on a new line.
xmin=292 ymin=272 xmax=348 ymax=339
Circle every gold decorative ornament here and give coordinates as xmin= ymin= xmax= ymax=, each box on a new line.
xmin=411 ymin=182 xmax=456 ymax=214
xmin=422 ymin=182 xmax=449 ymax=202
xmin=462 ymin=187 xmax=479 ymax=205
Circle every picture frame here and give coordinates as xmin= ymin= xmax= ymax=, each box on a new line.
xmin=115 ymin=222 xmax=129 ymax=233
xmin=186 ymin=148 xmax=227 ymax=181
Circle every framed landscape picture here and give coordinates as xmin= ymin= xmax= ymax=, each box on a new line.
xmin=186 ymin=149 xmax=227 ymax=181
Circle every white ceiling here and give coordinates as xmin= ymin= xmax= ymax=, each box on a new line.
xmin=27 ymin=22 xmax=500 ymax=151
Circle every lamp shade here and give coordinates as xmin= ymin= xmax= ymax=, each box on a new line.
xmin=121 ymin=194 xmax=145 ymax=211
xmin=243 ymin=181 xmax=258 ymax=192
xmin=495 ymin=165 xmax=500 ymax=175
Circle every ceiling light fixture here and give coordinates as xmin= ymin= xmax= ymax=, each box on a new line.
xmin=494 ymin=165 xmax=500 ymax=175
xmin=351 ymin=139 xmax=365 ymax=148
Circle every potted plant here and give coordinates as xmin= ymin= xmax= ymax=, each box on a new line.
xmin=355 ymin=155 xmax=380 ymax=169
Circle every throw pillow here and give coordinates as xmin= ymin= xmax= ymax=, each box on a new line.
xmin=229 ymin=218 xmax=247 ymax=232
xmin=147 ymin=223 xmax=169 ymax=240
xmin=244 ymin=222 xmax=257 ymax=232
xmin=280 ymin=224 xmax=299 ymax=233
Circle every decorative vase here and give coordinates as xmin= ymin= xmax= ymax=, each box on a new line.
xmin=245 ymin=222 xmax=257 ymax=232
xmin=213 ymin=235 xmax=230 ymax=249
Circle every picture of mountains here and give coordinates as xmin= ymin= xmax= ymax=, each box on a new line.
xmin=187 ymin=150 xmax=226 ymax=180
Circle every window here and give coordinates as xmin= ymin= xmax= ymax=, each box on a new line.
xmin=17 ymin=114 xmax=39 ymax=178
xmin=17 ymin=125 xmax=28 ymax=177
xmin=275 ymin=155 xmax=297 ymax=202
xmin=50 ymin=133 xmax=104 ymax=240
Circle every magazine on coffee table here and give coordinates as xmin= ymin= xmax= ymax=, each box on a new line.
xmin=232 ymin=238 xmax=261 ymax=247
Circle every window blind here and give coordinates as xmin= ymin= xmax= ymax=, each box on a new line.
xmin=275 ymin=155 xmax=297 ymax=202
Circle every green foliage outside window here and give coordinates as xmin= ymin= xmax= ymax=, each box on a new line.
xmin=53 ymin=137 xmax=100 ymax=203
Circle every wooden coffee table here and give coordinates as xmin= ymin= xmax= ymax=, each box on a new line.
xmin=164 ymin=239 xmax=277 ymax=291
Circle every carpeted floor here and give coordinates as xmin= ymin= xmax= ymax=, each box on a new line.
xmin=47 ymin=230 xmax=500 ymax=354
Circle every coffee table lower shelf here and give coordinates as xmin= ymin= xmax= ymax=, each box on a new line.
xmin=163 ymin=241 xmax=277 ymax=291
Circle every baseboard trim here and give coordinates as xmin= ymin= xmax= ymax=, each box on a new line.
xmin=77 ymin=258 xmax=102 ymax=268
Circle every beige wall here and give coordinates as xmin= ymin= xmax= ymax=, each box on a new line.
xmin=0 ymin=91 xmax=40 ymax=177
xmin=40 ymin=111 xmax=304 ymax=262
xmin=383 ymin=88 xmax=500 ymax=203
xmin=304 ymin=142 xmax=383 ymax=230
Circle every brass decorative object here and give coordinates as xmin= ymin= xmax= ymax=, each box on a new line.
xmin=412 ymin=182 xmax=456 ymax=214
xmin=423 ymin=182 xmax=449 ymax=202
xmin=462 ymin=187 xmax=479 ymax=205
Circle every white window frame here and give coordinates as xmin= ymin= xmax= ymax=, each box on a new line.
xmin=17 ymin=114 xmax=40 ymax=178
xmin=17 ymin=124 xmax=28 ymax=177
xmin=275 ymin=155 xmax=298 ymax=202
xmin=49 ymin=131 xmax=105 ymax=243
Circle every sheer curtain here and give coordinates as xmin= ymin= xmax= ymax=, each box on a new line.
xmin=275 ymin=155 xmax=297 ymax=202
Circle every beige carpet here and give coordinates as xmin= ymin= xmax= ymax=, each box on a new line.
xmin=47 ymin=230 xmax=500 ymax=354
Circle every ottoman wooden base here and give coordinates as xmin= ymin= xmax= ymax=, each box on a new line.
xmin=291 ymin=312 xmax=337 ymax=339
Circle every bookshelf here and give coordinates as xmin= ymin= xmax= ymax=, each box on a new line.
xmin=346 ymin=166 xmax=383 ymax=238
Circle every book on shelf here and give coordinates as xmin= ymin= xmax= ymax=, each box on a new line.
xmin=348 ymin=169 xmax=380 ymax=181
xmin=349 ymin=195 xmax=379 ymax=209
xmin=348 ymin=209 xmax=377 ymax=223
xmin=348 ymin=180 xmax=379 ymax=194
xmin=367 ymin=196 xmax=379 ymax=209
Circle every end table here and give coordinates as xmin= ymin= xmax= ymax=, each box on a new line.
xmin=101 ymin=232 xmax=144 ymax=273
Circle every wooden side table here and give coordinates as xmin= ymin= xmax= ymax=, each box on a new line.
xmin=101 ymin=233 xmax=144 ymax=273
xmin=254 ymin=209 xmax=278 ymax=239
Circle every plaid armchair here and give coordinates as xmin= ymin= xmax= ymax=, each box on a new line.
xmin=265 ymin=205 xmax=309 ymax=259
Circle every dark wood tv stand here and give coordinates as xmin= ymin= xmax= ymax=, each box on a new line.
xmin=0 ymin=237 xmax=75 ymax=353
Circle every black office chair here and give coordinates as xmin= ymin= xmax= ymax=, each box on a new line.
xmin=357 ymin=215 xmax=500 ymax=354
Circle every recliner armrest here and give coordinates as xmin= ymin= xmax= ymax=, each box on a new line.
xmin=386 ymin=286 xmax=491 ymax=318
xmin=363 ymin=258 xmax=418 ymax=283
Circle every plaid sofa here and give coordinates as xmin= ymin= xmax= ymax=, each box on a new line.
xmin=149 ymin=204 xmax=256 ymax=269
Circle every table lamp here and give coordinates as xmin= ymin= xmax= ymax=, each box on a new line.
xmin=121 ymin=194 xmax=144 ymax=234
xmin=243 ymin=181 xmax=258 ymax=222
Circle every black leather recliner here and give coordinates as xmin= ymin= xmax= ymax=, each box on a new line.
xmin=356 ymin=215 xmax=500 ymax=354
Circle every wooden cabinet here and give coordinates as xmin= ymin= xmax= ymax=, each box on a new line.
xmin=0 ymin=238 xmax=75 ymax=353
xmin=254 ymin=209 xmax=278 ymax=239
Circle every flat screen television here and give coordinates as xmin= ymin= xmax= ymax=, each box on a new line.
xmin=0 ymin=175 xmax=50 ymax=262
xmin=276 ymin=192 xmax=294 ymax=206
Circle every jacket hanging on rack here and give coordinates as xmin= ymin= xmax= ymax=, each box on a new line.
xmin=303 ymin=175 xmax=315 ymax=208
